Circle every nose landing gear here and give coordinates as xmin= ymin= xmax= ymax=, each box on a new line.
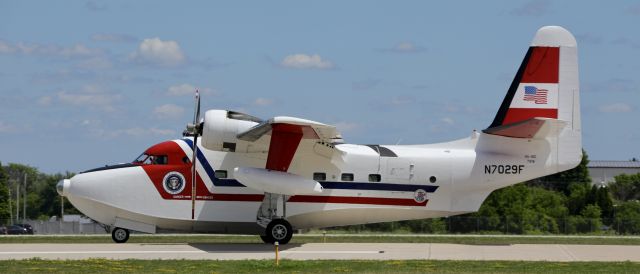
xmin=111 ymin=227 xmax=130 ymax=243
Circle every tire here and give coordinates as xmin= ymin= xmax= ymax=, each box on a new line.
xmin=259 ymin=235 xmax=273 ymax=244
xmin=111 ymin=227 xmax=130 ymax=243
xmin=265 ymin=219 xmax=293 ymax=245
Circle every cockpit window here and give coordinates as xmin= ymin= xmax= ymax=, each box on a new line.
xmin=134 ymin=153 xmax=149 ymax=163
xmin=133 ymin=154 xmax=168 ymax=165
xmin=153 ymin=155 xmax=168 ymax=165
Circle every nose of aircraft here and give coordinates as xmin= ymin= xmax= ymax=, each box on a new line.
xmin=56 ymin=179 xmax=70 ymax=197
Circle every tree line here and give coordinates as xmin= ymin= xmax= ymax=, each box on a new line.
xmin=0 ymin=162 xmax=78 ymax=224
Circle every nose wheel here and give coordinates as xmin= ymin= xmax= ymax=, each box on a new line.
xmin=111 ymin=227 xmax=130 ymax=243
xmin=260 ymin=219 xmax=292 ymax=245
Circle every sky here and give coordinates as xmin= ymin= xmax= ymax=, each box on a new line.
xmin=0 ymin=1 xmax=639 ymax=174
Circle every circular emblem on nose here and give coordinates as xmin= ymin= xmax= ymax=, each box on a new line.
xmin=163 ymin=172 xmax=186 ymax=195
xmin=413 ymin=189 xmax=427 ymax=203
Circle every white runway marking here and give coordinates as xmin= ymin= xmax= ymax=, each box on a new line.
xmin=0 ymin=251 xmax=205 ymax=255
xmin=1 ymin=243 xmax=640 ymax=261
xmin=282 ymin=251 xmax=381 ymax=254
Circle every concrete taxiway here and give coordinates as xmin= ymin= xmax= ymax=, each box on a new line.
xmin=1 ymin=243 xmax=640 ymax=261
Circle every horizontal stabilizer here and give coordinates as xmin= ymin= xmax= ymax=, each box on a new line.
xmin=233 ymin=167 xmax=323 ymax=195
xmin=483 ymin=117 xmax=567 ymax=139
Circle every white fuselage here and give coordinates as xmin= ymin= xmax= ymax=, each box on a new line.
xmin=61 ymin=130 xmax=565 ymax=234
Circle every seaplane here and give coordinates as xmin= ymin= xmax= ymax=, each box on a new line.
xmin=57 ymin=26 xmax=582 ymax=244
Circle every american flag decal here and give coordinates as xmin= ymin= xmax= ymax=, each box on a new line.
xmin=523 ymin=85 xmax=548 ymax=104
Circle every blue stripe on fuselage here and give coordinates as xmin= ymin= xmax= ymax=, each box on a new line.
xmin=179 ymin=138 xmax=438 ymax=193
xmin=181 ymin=139 xmax=245 ymax=187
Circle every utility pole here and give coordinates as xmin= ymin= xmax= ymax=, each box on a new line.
xmin=23 ymin=173 xmax=27 ymax=222
xmin=60 ymin=196 xmax=64 ymax=233
xmin=15 ymin=183 xmax=19 ymax=224
xmin=8 ymin=188 xmax=13 ymax=225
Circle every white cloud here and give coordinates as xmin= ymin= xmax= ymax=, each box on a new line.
xmin=56 ymin=85 xmax=122 ymax=112
xmin=0 ymin=40 xmax=14 ymax=54
xmin=380 ymin=42 xmax=426 ymax=53
xmin=598 ymin=103 xmax=633 ymax=113
xmin=511 ymin=0 xmax=551 ymax=17
xmin=37 ymin=96 xmax=52 ymax=106
xmin=281 ymin=54 xmax=334 ymax=70
xmin=76 ymin=56 xmax=113 ymax=69
xmin=390 ymin=96 xmax=415 ymax=106
xmin=253 ymin=98 xmax=273 ymax=106
xmin=130 ymin=38 xmax=186 ymax=67
xmin=85 ymin=1 xmax=107 ymax=11
xmin=153 ymin=104 xmax=185 ymax=119
xmin=0 ymin=121 xmax=18 ymax=133
xmin=334 ymin=122 xmax=359 ymax=133
xmin=0 ymin=40 xmax=103 ymax=58
xmin=166 ymin=83 xmax=216 ymax=96
xmin=116 ymin=127 xmax=175 ymax=137
xmin=441 ymin=117 xmax=455 ymax=125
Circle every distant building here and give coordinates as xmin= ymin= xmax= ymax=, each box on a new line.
xmin=588 ymin=160 xmax=640 ymax=186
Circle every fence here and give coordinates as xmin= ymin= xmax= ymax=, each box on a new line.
xmin=328 ymin=216 xmax=640 ymax=235
xmin=2 ymin=216 xmax=640 ymax=235
xmin=1 ymin=219 xmax=108 ymax=234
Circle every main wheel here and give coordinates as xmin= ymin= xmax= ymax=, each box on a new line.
xmin=111 ymin=227 xmax=130 ymax=243
xmin=259 ymin=235 xmax=273 ymax=244
xmin=265 ymin=219 xmax=293 ymax=245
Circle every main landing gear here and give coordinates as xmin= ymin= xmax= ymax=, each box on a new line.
xmin=111 ymin=227 xmax=130 ymax=243
xmin=260 ymin=219 xmax=293 ymax=244
xmin=257 ymin=193 xmax=293 ymax=244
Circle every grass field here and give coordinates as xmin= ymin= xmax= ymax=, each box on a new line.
xmin=2 ymin=233 xmax=640 ymax=245
xmin=1 ymin=259 xmax=639 ymax=273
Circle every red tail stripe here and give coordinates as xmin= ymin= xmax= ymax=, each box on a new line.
xmin=521 ymin=47 xmax=559 ymax=83
xmin=503 ymin=108 xmax=557 ymax=125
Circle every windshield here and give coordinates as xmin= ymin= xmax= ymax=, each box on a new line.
xmin=133 ymin=153 xmax=168 ymax=165
xmin=134 ymin=153 xmax=149 ymax=163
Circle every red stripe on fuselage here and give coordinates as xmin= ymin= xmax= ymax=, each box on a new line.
xmin=289 ymin=195 xmax=427 ymax=206
xmin=503 ymin=108 xmax=557 ymax=125
xmin=520 ymin=47 xmax=559 ymax=83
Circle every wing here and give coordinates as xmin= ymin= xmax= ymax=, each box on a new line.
xmin=237 ymin=116 xmax=343 ymax=172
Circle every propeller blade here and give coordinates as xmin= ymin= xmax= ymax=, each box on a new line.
xmin=190 ymin=90 xmax=200 ymax=220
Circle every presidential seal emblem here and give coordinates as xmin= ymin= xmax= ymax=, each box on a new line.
xmin=162 ymin=172 xmax=186 ymax=195
xmin=414 ymin=189 xmax=427 ymax=203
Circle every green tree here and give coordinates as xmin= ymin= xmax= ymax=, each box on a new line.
xmin=566 ymin=182 xmax=589 ymax=215
xmin=597 ymin=186 xmax=614 ymax=221
xmin=608 ymin=173 xmax=640 ymax=201
xmin=0 ymin=162 xmax=11 ymax=222
xmin=529 ymin=149 xmax=591 ymax=195
xmin=614 ymin=201 xmax=640 ymax=234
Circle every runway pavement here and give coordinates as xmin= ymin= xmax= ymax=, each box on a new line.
xmin=1 ymin=243 xmax=640 ymax=261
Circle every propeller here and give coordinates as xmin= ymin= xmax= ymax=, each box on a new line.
xmin=185 ymin=90 xmax=201 ymax=220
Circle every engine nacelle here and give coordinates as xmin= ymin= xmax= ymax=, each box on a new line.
xmin=201 ymin=110 xmax=262 ymax=152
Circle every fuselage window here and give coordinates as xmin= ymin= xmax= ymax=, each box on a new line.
xmin=341 ymin=173 xmax=354 ymax=181
xmin=368 ymin=174 xmax=381 ymax=182
xmin=313 ymin=172 xmax=326 ymax=181
xmin=214 ymin=170 xmax=228 ymax=179
xmin=153 ymin=155 xmax=168 ymax=165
